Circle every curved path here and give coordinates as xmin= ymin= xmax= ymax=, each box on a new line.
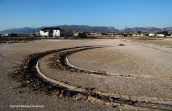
xmin=10 ymin=43 xmax=172 ymax=110
xmin=33 ymin=46 xmax=171 ymax=110
xmin=66 ymin=55 xmax=171 ymax=79
xmin=68 ymin=44 xmax=172 ymax=77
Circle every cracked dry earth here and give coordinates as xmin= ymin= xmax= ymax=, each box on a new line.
xmin=0 ymin=39 xmax=172 ymax=111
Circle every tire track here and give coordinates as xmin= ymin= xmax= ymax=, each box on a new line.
xmin=11 ymin=45 xmax=172 ymax=110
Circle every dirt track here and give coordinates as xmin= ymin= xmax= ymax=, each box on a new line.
xmin=0 ymin=39 xmax=172 ymax=110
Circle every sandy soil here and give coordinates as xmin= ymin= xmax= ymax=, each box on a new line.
xmin=40 ymin=53 xmax=172 ymax=99
xmin=129 ymin=39 xmax=172 ymax=47
xmin=69 ymin=40 xmax=172 ymax=77
xmin=0 ymin=39 xmax=171 ymax=110
xmin=40 ymin=39 xmax=172 ymax=99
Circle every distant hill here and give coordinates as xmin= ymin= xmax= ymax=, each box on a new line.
xmin=58 ymin=25 xmax=119 ymax=33
xmin=0 ymin=25 xmax=119 ymax=34
xmin=0 ymin=26 xmax=47 ymax=34
xmin=120 ymin=27 xmax=172 ymax=33
xmin=161 ymin=27 xmax=172 ymax=32
xmin=0 ymin=25 xmax=172 ymax=34
xmin=0 ymin=27 xmax=32 ymax=34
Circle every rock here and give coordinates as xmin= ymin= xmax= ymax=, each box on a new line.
xmin=105 ymin=103 xmax=119 ymax=107
xmin=56 ymin=60 xmax=60 ymax=63
xmin=18 ymin=90 xmax=24 ymax=93
xmin=60 ymin=94 xmax=63 ymax=98
xmin=75 ymin=94 xmax=87 ymax=100
xmin=109 ymin=97 xmax=114 ymax=102
xmin=23 ymin=66 xmax=27 ymax=69
xmin=119 ymin=43 xmax=125 ymax=46
xmin=70 ymin=69 xmax=76 ymax=72
xmin=98 ymin=70 xmax=106 ymax=74
xmin=53 ymin=90 xmax=60 ymax=96
xmin=126 ymin=100 xmax=134 ymax=105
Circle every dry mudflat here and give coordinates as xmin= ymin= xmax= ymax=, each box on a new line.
xmin=0 ymin=39 xmax=172 ymax=111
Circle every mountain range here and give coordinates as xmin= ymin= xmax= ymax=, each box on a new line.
xmin=120 ymin=27 xmax=172 ymax=33
xmin=0 ymin=25 xmax=172 ymax=34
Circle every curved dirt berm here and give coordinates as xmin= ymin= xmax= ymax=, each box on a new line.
xmin=36 ymin=46 xmax=172 ymax=110
xmin=10 ymin=43 xmax=172 ymax=110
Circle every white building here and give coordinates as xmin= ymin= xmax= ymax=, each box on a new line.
xmin=89 ymin=32 xmax=101 ymax=36
xmin=1 ymin=34 xmax=10 ymax=37
xmin=74 ymin=32 xmax=81 ymax=37
xmin=132 ymin=34 xmax=137 ymax=37
xmin=149 ymin=33 xmax=155 ymax=37
xmin=40 ymin=27 xmax=61 ymax=38
xmin=156 ymin=34 xmax=165 ymax=37
xmin=140 ymin=34 xmax=145 ymax=36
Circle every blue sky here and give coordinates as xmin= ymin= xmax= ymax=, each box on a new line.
xmin=0 ymin=0 xmax=172 ymax=30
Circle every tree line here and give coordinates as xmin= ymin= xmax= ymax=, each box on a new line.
xmin=62 ymin=27 xmax=86 ymax=38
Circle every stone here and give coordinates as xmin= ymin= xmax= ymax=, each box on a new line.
xmin=119 ymin=43 xmax=125 ymax=46
xmin=75 ymin=94 xmax=88 ymax=100
xmin=53 ymin=90 xmax=60 ymax=96
xmin=56 ymin=60 xmax=60 ymax=63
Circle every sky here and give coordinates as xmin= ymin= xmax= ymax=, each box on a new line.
xmin=0 ymin=0 xmax=172 ymax=31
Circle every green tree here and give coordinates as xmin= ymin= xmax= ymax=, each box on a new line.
xmin=156 ymin=31 xmax=168 ymax=35
xmin=11 ymin=33 xmax=18 ymax=37
xmin=138 ymin=31 xmax=141 ymax=34
xmin=162 ymin=31 xmax=168 ymax=34
xmin=101 ymin=33 xmax=108 ymax=35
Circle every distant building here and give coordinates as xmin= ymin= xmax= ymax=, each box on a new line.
xmin=132 ymin=34 xmax=137 ymax=37
xmin=156 ymin=34 xmax=165 ymax=37
xmin=74 ymin=32 xmax=81 ymax=37
xmin=149 ymin=33 xmax=155 ymax=37
xmin=140 ymin=34 xmax=145 ymax=36
xmin=89 ymin=32 xmax=101 ymax=36
xmin=107 ymin=33 xmax=115 ymax=36
xmin=40 ymin=27 xmax=61 ymax=37
xmin=115 ymin=35 xmax=121 ymax=37
xmin=1 ymin=34 xmax=10 ymax=37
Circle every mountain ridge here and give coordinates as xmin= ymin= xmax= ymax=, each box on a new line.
xmin=0 ymin=25 xmax=172 ymax=34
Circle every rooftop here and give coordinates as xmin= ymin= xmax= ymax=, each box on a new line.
xmin=41 ymin=27 xmax=61 ymax=31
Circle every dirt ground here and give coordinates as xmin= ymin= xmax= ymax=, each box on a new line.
xmin=40 ymin=39 xmax=172 ymax=99
xmin=128 ymin=38 xmax=172 ymax=47
xmin=0 ymin=39 xmax=172 ymax=110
